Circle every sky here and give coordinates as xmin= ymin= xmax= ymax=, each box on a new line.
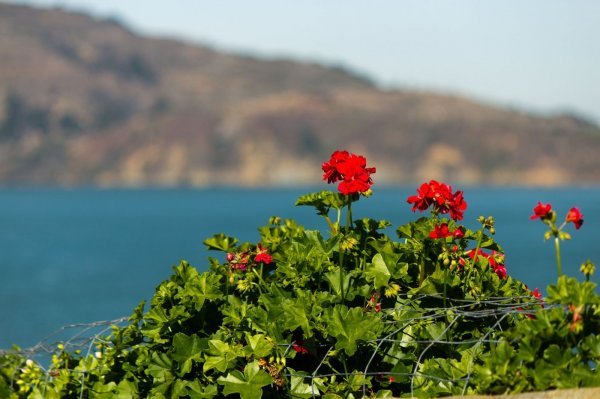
xmin=6 ymin=0 xmax=600 ymax=123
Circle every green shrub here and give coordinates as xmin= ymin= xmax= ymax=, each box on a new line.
xmin=1 ymin=150 xmax=596 ymax=398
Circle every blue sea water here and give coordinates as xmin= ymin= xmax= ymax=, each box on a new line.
xmin=1 ymin=187 xmax=599 ymax=349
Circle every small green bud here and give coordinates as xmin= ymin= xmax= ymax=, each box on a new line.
xmin=489 ymin=227 xmax=495 ymax=235
xmin=443 ymin=258 xmax=450 ymax=266
xmin=544 ymin=230 xmax=553 ymax=241
xmin=384 ymin=283 xmax=401 ymax=298
xmin=580 ymin=260 xmax=595 ymax=278
xmin=559 ymin=231 xmax=572 ymax=241
xmin=340 ymin=236 xmax=359 ymax=250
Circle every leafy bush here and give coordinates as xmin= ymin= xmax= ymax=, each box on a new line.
xmin=1 ymin=150 xmax=597 ymax=398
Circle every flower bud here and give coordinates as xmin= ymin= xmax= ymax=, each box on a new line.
xmin=559 ymin=231 xmax=571 ymax=241
xmin=580 ymin=260 xmax=595 ymax=278
xmin=443 ymin=258 xmax=450 ymax=266
xmin=384 ymin=283 xmax=401 ymax=298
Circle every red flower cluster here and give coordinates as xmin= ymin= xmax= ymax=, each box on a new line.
xmin=569 ymin=304 xmax=584 ymax=333
xmin=322 ymin=150 xmax=376 ymax=195
xmin=531 ymin=202 xmax=584 ymax=230
xmin=407 ymin=180 xmax=467 ymax=221
xmin=226 ymin=244 xmax=272 ymax=272
xmin=466 ymin=249 xmax=507 ymax=279
xmin=530 ymin=202 xmax=552 ymax=220
xmin=292 ymin=340 xmax=309 ymax=355
xmin=255 ymin=243 xmax=273 ymax=264
xmin=226 ymin=251 xmax=250 ymax=271
xmin=368 ymin=292 xmax=382 ymax=312
xmin=566 ymin=207 xmax=584 ymax=230
xmin=429 ymin=223 xmax=465 ymax=239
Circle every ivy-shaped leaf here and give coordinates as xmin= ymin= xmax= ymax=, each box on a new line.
xmin=244 ymin=333 xmax=274 ymax=358
xmin=295 ymin=190 xmax=353 ymax=216
xmin=365 ymin=253 xmax=391 ymax=289
xmin=203 ymin=233 xmax=239 ymax=252
xmin=175 ymin=272 xmax=223 ymax=311
xmin=203 ymin=340 xmax=242 ymax=373
xmin=289 ymin=372 xmax=320 ymax=398
xmin=186 ymin=381 xmax=218 ymax=399
xmin=217 ymin=361 xmax=272 ymax=399
xmin=172 ymin=333 xmax=208 ymax=375
xmin=324 ymin=305 xmax=382 ymax=355
xmin=145 ymin=352 xmax=174 ymax=385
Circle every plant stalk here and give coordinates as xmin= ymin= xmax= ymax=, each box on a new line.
xmin=554 ymin=237 xmax=563 ymax=277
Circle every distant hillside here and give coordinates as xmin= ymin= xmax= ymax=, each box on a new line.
xmin=1 ymin=3 xmax=599 ymax=186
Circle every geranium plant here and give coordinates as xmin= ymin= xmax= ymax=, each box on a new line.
xmin=0 ymin=150 xmax=598 ymax=398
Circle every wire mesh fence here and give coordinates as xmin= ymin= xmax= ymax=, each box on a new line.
xmin=1 ymin=294 xmax=547 ymax=397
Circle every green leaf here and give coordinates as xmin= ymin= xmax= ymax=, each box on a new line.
xmin=280 ymin=297 xmax=313 ymax=337
xmin=203 ymin=340 xmax=242 ymax=373
xmin=172 ymin=333 xmax=208 ymax=375
xmin=175 ymin=272 xmax=223 ymax=311
xmin=146 ymin=352 xmax=174 ymax=384
xmin=217 ymin=361 xmax=272 ymax=399
xmin=289 ymin=373 xmax=320 ymax=398
xmin=186 ymin=381 xmax=218 ymax=399
xmin=115 ymin=380 xmax=139 ymax=399
xmin=244 ymin=333 xmax=274 ymax=358
xmin=365 ymin=254 xmax=391 ymax=289
xmin=325 ymin=267 xmax=352 ymax=298
xmin=324 ymin=305 xmax=382 ymax=355
xmin=295 ymin=190 xmax=351 ymax=216
xmin=203 ymin=233 xmax=238 ymax=251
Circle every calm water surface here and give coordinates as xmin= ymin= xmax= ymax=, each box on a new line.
xmin=1 ymin=187 xmax=599 ymax=348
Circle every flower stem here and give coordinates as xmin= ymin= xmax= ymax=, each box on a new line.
xmin=466 ymin=230 xmax=484 ymax=289
xmin=419 ymin=257 xmax=426 ymax=285
xmin=443 ymin=264 xmax=448 ymax=309
xmin=347 ymin=200 xmax=353 ymax=229
xmin=554 ymin=237 xmax=563 ymax=277
xmin=339 ymin=240 xmax=345 ymax=301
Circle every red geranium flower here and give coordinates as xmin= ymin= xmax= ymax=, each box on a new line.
xmin=530 ymin=201 xmax=552 ymax=220
xmin=466 ymin=249 xmax=507 ymax=279
xmin=449 ymin=190 xmax=467 ymax=221
xmin=565 ymin=207 xmax=584 ymax=230
xmin=429 ymin=223 xmax=452 ymax=239
xmin=254 ymin=244 xmax=272 ymax=264
xmin=429 ymin=223 xmax=465 ymax=240
xmin=227 ymin=251 xmax=250 ymax=271
xmin=407 ymin=180 xmax=467 ymax=220
xmin=292 ymin=340 xmax=309 ymax=355
xmin=407 ymin=181 xmax=437 ymax=212
xmin=322 ymin=150 xmax=376 ymax=195
xmin=322 ymin=150 xmax=349 ymax=184
xmin=453 ymin=226 xmax=465 ymax=239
